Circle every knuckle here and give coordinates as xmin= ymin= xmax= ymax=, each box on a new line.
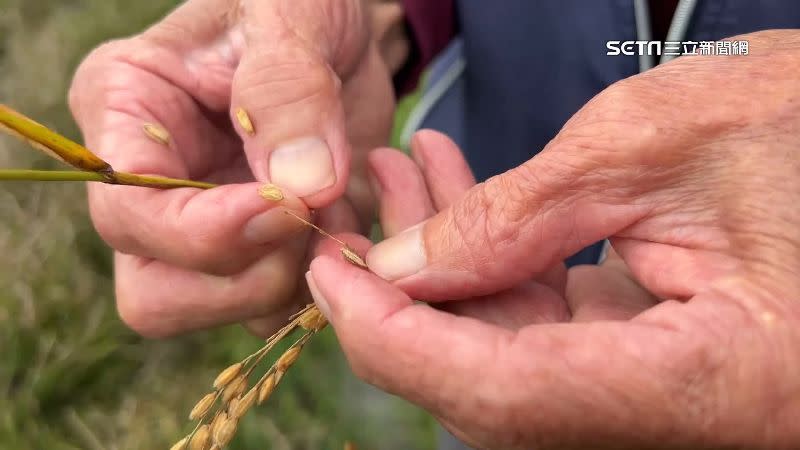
xmin=237 ymin=53 xmax=340 ymax=112
xmin=68 ymin=37 xmax=149 ymax=122
xmin=69 ymin=39 xmax=131 ymax=96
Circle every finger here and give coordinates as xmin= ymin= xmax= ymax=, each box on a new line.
xmin=89 ymin=171 xmax=310 ymax=275
xmin=440 ymin=281 xmax=570 ymax=329
xmin=76 ymin=80 xmax=311 ymax=275
xmin=308 ymin=255 xmax=706 ymax=449
xmin=368 ymin=147 xmax=435 ymax=237
xmin=410 ymin=130 xmax=476 ymax=210
xmin=566 ymin=264 xmax=658 ymax=322
xmin=410 ymin=130 xmax=573 ymax=301
xmin=230 ymin=0 xmax=369 ymax=207
xmin=611 ymin=237 xmax=740 ymax=301
xmin=242 ymin=226 xmax=370 ymax=339
xmin=71 ymin=21 xmax=310 ymax=275
xmin=308 ymin=255 xmax=514 ymax=416
xmin=565 ymin=245 xmax=658 ymax=322
xmin=365 ymin=134 xmax=651 ymax=300
xmin=114 ymin=237 xmax=307 ymax=338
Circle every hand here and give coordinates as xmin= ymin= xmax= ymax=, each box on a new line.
xmin=68 ymin=0 xmax=399 ymax=337
xmin=308 ymin=30 xmax=800 ymax=449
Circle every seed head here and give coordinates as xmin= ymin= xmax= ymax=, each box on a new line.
xmin=213 ymin=363 xmax=243 ymax=390
xmin=189 ymin=393 xmax=217 ymax=421
xmin=276 ymin=346 xmax=302 ymax=372
xmin=142 ymin=123 xmax=170 ymax=145
xmin=258 ymin=183 xmax=284 ymax=201
xmin=235 ymin=107 xmax=255 ymax=135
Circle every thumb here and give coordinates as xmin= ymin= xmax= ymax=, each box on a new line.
xmin=365 ymin=135 xmax=649 ymax=300
xmin=231 ymin=0 xmax=367 ymax=207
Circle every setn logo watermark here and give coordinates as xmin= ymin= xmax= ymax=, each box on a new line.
xmin=606 ymin=40 xmax=749 ymax=57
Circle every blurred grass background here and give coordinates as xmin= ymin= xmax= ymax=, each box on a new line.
xmin=0 ymin=0 xmax=434 ymax=448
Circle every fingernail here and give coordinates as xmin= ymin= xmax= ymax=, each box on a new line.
xmin=306 ymin=271 xmax=331 ymax=319
xmin=244 ymin=207 xmax=306 ymax=244
xmin=269 ymin=137 xmax=335 ymax=197
xmin=366 ymin=222 xmax=427 ymax=281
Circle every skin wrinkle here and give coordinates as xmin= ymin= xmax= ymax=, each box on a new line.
xmin=268 ymin=1 xmax=366 ymax=77
xmin=441 ymin=194 xmax=487 ymax=274
xmin=241 ymin=80 xmax=333 ymax=122
xmin=478 ymin=181 xmax=516 ymax=273
xmin=486 ymin=166 xmax=566 ymax=270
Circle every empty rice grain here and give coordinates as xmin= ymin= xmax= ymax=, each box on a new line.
xmin=341 ymin=246 xmax=368 ymax=269
xmin=258 ymin=183 xmax=284 ymax=201
xmin=142 ymin=123 xmax=170 ymax=145
xmin=235 ymin=107 xmax=255 ymax=135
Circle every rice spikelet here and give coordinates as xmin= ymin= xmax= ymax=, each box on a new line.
xmin=170 ymin=437 xmax=188 ymax=450
xmin=189 ymin=393 xmax=217 ymax=421
xmin=298 ymin=307 xmax=327 ymax=331
xmin=227 ymin=397 xmax=240 ymax=414
xmin=341 ymin=246 xmax=368 ymax=269
xmin=189 ymin=424 xmax=211 ymax=450
xmin=142 ymin=123 xmax=170 ymax=145
xmin=210 ymin=412 xmax=227 ymax=437
xmin=257 ymin=373 xmax=277 ymax=405
xmin=213 ymin=415 xmax=239 ymax=447
xmin=222 ymin=375 xmax=247 ymax=404
xmin=213 ymin=363 xmax=243 ymax=390
xmin=276 ymin=346 xmax=302 ymax=372
xmin=230 ymin=388 xmax=258 ymax=419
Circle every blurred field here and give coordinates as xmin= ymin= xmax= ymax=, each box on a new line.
xmin=0 ymin=1 xmax=434 ymax=449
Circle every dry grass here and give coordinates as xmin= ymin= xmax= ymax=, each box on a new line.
xmin=0 ymin=0 xmax=434 ymax=448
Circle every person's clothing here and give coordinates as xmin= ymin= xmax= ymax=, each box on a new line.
xmin=393 ymin=1 xmax=800 ymax=448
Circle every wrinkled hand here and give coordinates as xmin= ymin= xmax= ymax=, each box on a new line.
xmin=68 ymin=0 xmax=400 ymax=337
xmin=308 ymin=31 xmax=800 ymax=449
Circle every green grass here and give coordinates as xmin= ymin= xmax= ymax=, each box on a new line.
xmin=0 ymin=1 xmax=434 ymax=448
